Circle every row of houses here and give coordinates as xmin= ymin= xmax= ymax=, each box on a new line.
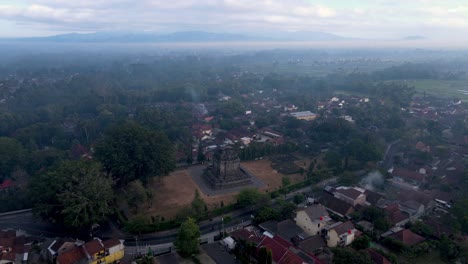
xmin=0 ymin=230 xmax=31 ymax=264
xmin=0 ymin=231 xmax=125 ymax=264
xmin=221 ymin=181 xmax=455 ymax=264
xmin=50 ymin=238 xmax=124 ymax=264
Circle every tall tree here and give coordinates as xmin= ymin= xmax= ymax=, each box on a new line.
xmin=29 ymin=160 xmax=114 ymax=230
xmin=175 ymin=217 xmax=200 ymax=258
xmin=191 ymin=189 xmax=206 ymax=220
xmin=95 ymin=122 xmax=175 ymax=186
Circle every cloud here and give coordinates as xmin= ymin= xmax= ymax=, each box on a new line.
xmin=0 ymin=0 xmax=466 ymax=39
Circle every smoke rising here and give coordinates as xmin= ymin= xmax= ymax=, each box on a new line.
xmin=360 ymin=170 xmax=385 ymax=191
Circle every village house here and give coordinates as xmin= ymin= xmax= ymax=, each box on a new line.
xmin=290 ymin=111 xmax=318 ymax=121
xmin=367 ymin=249 xmax=391 ymax=264
xmin=398 ymin=200 xmax=425 ymax=218
xmin=389 ymin=167 xmax=426 ymax=188
xmin=0 ymin=179 xmax=16 ymax=194
xmin=56 ymin=238 xmax=125 ymax=264
xmin=415 ymin=141 xmax=430 ymax=153
xmin=257 ymin=234 xmax=321 ymax=264
xmin=319 ymin=192 xmax=355 ymax=218
xmin=384 ymin=229 xmax=425 ymax=246
xmin=47 ymin=238 xmax=83 ymax=262
xmin=283 ymin=104 xmax=299 ymax=112
xmin=383 ymin=204 xmax=410 ymax=227
xmin=325 ymin=221 xmax=358 ymax=247
xmin=296 ymin=235 xmax=327 ymax=256
xmin=230 ymin=226 xmax=263 ymax=245
xmin=295 ymin=204 xmax=331 ymax=236
xmin=332 ymin=186 xmax=367 ymax=206
xmin=259 ymin=220 xmax=309 ymax=242
xmin=261 ymin=128 xmax=283 ymax=138
xmin=230 ymin=226 xmax=323 ymax=264
xmin=0 ymin=230 xmax=32 ymax=264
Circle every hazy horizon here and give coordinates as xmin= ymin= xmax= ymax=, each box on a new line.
xmin=1 ymin=0 xmax=468 ymax=45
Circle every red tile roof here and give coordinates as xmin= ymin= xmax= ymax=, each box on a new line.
xmin=204 ymin=116 xmax=214 ymax=122
xmin=320 ymin=193 xmax=354 ymax=217
xmin=0 ymin=237 xmax=15 ymax=249
xmin=384 ymin=204 xmax=409 ymax=225
xmin=335 ymin=188 xmax=363 ymax=200
xmin=384 ymin=204 xmax=399 ymax=213
xmin=258 ymin=236 xmax=288 ymax=263
xmin=367 ymin=249 xmax=391 ymax=264
xmin=102 ymin=238 xmax=121 ymax=249
xmin=83 ymin=239 xmax=103 ymax=256
xmin=56 ymin=247 xmax=86 ymax=264
xmin=230 ymin=229 xmax=262 ymax=244
xmin=0 ymin=179 xmax=15 ymax=190
xmin=332 ymin=221 xmax=356 ymax=235
xmin=391 ymin=168 xmax=425 ymax=182
xmin=388 ymin=229 xmax=425 ymax=246
xmin=278 ymin=250 xmax=305 ymax=264
xmin=0 ymin=251 xmax=15 ymax=262
xmin=0 ymin=230 xmax=16 ymax=238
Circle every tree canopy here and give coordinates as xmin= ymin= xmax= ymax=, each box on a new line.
xmin=95 ymin=122 xmax=175 ymax=186
xmin=29 ymin=160 xmax=114 ymax=230
xmin=175 ymin=217 xmax=200 ymax=258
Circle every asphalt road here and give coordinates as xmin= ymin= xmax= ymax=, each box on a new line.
xmin=123 ymin=210 xmax=253 ymax=246
xmin=380 ymin=140 xmax=401 ymax=169
xmin=0 ymin=211 xmax=67 ymax=238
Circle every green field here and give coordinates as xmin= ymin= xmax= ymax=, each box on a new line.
xmin=393 ymin=79 xmax=468 ymax=99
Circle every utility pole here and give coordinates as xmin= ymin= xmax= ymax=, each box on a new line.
xmin=222 ymin=216 xmax=225 ymax=237
xmin=134 ymin=236 xmax=140 ymax=257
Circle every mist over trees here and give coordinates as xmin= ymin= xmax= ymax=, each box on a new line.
xmin=0 ymin=49 xmax=466 ymax=242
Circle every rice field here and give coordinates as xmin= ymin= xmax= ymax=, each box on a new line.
xmin=394 ymin=79 xmax=468 ymax=99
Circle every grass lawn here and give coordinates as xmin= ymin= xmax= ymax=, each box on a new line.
xmin=391 ymin=79 xmax=468 ymax=99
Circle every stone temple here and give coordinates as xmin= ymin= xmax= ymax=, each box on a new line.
xmin=204 ymin=147 xmax=251 ymax=189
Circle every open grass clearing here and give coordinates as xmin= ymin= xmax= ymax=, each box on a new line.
xmin=145 ymin=169 xmax=237 ymax=219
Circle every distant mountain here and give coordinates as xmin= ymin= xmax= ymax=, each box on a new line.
xmin=402 ymin=35 xmax=426 ymax=40
xmin=11 ymin=31 xmax=351 ymax=43
xmin=269 ymin=31 xmax=351 ymax=41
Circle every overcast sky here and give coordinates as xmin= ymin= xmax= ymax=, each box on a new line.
xmin=0 ymin=0 xmax=467 ymax=40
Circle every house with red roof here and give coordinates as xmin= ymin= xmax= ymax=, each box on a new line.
xmin=296 ymin=204 xmax=332 ymax=236
xmin=56 ymin=247 xmax=87 ymax=264
xmin=367 ymin=249 xmax=391 ymax=264
xmin=55 ymin=237 xmax=125 ymax=264
xmin=390 ymin=167 xmax=426 ymax=186
xmin=0 ymin=230 xmax=32 ymax=264
xmin=319 ymin=193 xmax=355 ymax=218
xmin=258 ymin=235 xmax=322 ymax=264
xmin=0 ymin=179 xmax=16 ymax=194
xmin=325 ymin=221 xmax=358 ymax=247
xmin=383 ymin=204 xmax=410 ymax=227
xmin=386 ymin=229 xmax=425 ymax=246
xmin=231 ymin=226 xmax=323 ymax=264
xmin=230 ymin=227 xmax=263 ymax=244
xmin=332 ymin=186 xmax=367 ymax=206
